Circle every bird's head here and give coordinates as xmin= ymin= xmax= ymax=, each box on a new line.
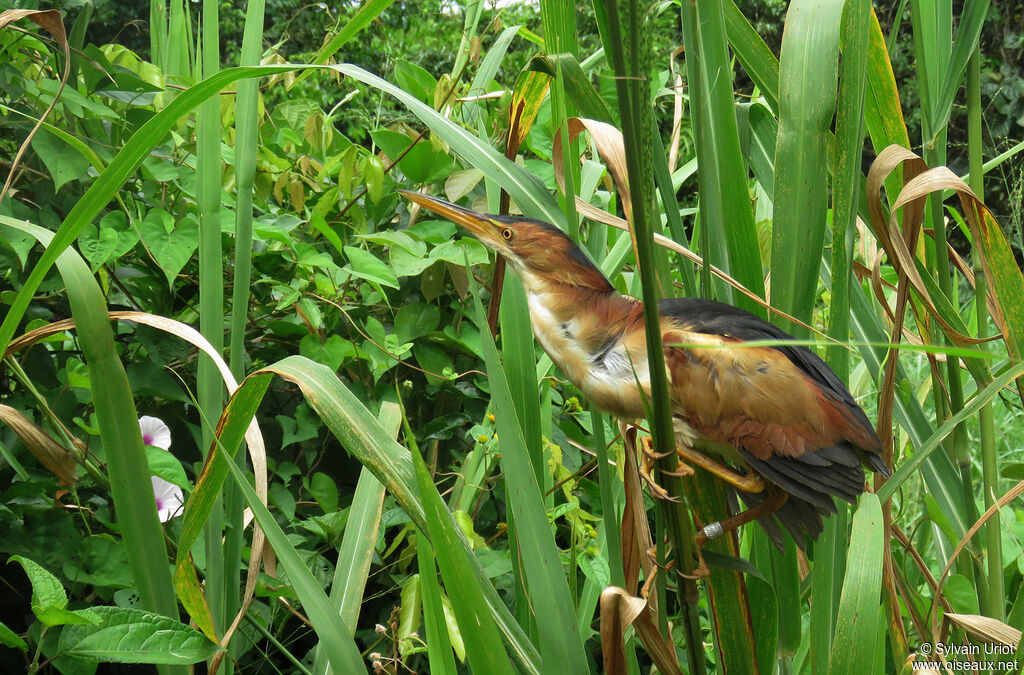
xmin=399 ymin=190 xmax=613 ymax=293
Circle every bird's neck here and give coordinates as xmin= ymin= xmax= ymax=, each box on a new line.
xmin=521 ymin=280 xmax=650 ymax=418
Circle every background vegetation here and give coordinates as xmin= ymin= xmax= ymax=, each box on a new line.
xmin=0 ymin=0 xmax=1023 ymax=673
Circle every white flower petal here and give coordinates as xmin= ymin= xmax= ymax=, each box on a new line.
xmin=139 ymin=416 xmax=172 ymax=450
xmin=151 ymin=476 xmax=184 ymax=522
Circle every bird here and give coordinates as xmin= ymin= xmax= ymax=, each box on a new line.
xmin=399 ymin=190 xmax=889 ymax=549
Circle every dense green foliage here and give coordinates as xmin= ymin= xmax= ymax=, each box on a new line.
xmin=0 ymin=0 xmax=1023 ymax=673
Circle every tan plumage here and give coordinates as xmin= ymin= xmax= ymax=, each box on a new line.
xmin=400 ymin=190 xmax=889 ymax=545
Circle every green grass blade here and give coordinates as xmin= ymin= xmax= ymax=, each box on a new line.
xmin=260 ymin=356 xmax=543 ymax=673
xmin=297 ymin=0 xmax=398 ymax=76
xmin=313 ymin=405 xmax=396 ymax=675
xmin=411 ymin=438 xmax=515 ymax=675
xmin=827 ymin=0 xmax=870 ymax=379
xmin=723 ymin=0 xmax=780 ymax=113
xmin=416 ymin=533 xmax=458 ymax=674
xmin=216 ymin=420 xmax=365 ymax=673
xmin=828 ymin=494 xmax=884 ymax=675
xmin=770 ymin=0 xmax=843 ymax=333
xmin=681 ymin=0 xmax=764 ymax=314
xmin=196 ymin=0 xmax=227 ymax=636
xmin=877 ymin=361 xmax=1024 ymax=503
xmin=471 ymin=289 xmax=591 ymax=672
xmin=928 ymin=0 xmax=990 ymax=145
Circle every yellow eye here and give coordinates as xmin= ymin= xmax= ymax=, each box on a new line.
xmin=501 ymin=227 xmax=514 ymax=241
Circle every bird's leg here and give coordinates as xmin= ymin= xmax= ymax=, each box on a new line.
xmin=695 ymin=486 xmax=788 ymax=546
xmin=675 ymin=445 xmax=766 ymax=494
xmin=638 ymin=435 xmax=766 ymax=498
xmin=637 ymin=436 xmax=694 ymax=502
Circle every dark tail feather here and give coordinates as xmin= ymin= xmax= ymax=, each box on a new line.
xmin=867 ymin=452 xmax=891 ymax=478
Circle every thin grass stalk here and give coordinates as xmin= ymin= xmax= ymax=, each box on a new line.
xmin=450 ymin=0 xmax=482 ymax=83
xmin=540 ymin=0 xmax=580 ymax=241
xmin=967 ymin=47 xmax=1003 ymax=620
xmin=222 ymin=0 xmax=265 ymax=665
xmin=816 ymin=2 xmax=869 ymax=663
xmin=680 ymin=0 xmax=764 ymax=316
xmin=603 ymin=0 xmax=704 ymax=671
xmin=909 ymin=0 xmax=984 ymax=596
xmin=196 ymin=0 xmax=226 ymax=637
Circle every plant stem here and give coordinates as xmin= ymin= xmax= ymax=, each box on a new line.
xmin=967 ymin=46 xmax=1004 ymax=620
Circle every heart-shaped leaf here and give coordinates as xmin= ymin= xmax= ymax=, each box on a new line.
xmin=139 ymin=209 xmax=198 ymax=287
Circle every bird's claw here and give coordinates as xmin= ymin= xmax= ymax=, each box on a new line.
xmin=638 ymin=435 xmax=694 ymax=501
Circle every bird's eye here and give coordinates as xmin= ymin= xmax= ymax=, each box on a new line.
xmin=501 ymin=228 xmax=514 ymax=241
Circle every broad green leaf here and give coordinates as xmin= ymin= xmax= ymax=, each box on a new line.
xmin=138 ymin=209 xmax=198 ymax=287
xmin=0 ymin=620 xmax=26 ymax=650
xmin=307 ymin=472 xmax=339 ymax=514
xmin=144 ymin=444 xmax=188 ymax=489
xmin=395 ymin=60 xmax=437 ymax=102
xmin=828 ymin=494 xmax=884 ymax=675
xmin=76 ymin=225 xmax=118 ymax=270
xmin=299 ymin=334 xmax=357 ymax=371
xmin=343 ymin=246 xmax=399 ymax=288
xmin=394 ymin=303 xmax=441 ymax=344
xmin=31 ymin=128 xmax=91 ymax=193
xmin=59 ymin=606 xmax=220 ymax=664
xmin=8 ymin=556 xmax=100 ymax=628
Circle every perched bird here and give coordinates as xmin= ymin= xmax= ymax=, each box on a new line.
xmin=400 ymin=190 xmax=889 ymax=547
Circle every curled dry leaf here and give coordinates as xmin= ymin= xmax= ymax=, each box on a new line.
xmin=599 ymin=586 xmax=646 ymax=675
xmin=0 ymin=404 xmax=77 ymax=486
xmin=944 ymin=613 xmax=1021 ymax=648
xmin=868 ymin=144 xmax=1024 ymax=377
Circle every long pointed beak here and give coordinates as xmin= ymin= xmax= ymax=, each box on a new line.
xmin=398 ymin=190 xmax=497 ymax=242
